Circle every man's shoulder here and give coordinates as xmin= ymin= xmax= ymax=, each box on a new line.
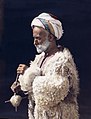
xmin=53 ymin=46 xmax=74 ymax=66
xmin=58 ymin=46 xmax=73 ymax=59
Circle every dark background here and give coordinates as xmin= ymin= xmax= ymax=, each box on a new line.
xmin=0 ymin=0 xmax=91 ymax=119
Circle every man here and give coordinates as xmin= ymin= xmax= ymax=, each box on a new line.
xmin=11 ymin=13 xmax=79 ymax=119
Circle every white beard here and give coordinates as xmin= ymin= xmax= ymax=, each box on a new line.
xmin=35 ymin=39 xmax=50 ymax=53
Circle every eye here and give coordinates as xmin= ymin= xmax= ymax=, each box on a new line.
xmin=34 ymin=36 xmax=41 ymax=40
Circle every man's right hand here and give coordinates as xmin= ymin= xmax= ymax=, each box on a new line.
xmin=11 ymin=64 xmax=28 ymax=93
xmin=17 ymin=64 xmax=28 ymax=74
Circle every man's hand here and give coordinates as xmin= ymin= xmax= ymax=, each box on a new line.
xmin=11 ymin=64 xmax=28 ymax=93
xmin=17 ymin=64 xmax=28 ymax=74
xmin=11 ymin=81 xmax=21 ymax=93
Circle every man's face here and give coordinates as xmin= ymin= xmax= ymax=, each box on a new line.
xmin=33 ymin=27 xmax=50 ymax=53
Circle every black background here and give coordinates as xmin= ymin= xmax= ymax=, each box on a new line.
xmin=0 ymin=0 xmax=91 ymax=119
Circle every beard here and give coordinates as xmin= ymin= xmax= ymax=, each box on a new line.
xmin=35 ymin=38 xmax=50 ymax=53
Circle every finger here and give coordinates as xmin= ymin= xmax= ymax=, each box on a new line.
xmin=11 ymin=85 xmax=16 ymax=92
xmin=17 ymin=64 xmax=28 ymax=74
xmin=19 ymin=64 xmax=28 ymax=69
xmin=11 ymin=82 xmax=21 ymax=93
xmin=17 ymin=70 xmax=24 ymax=74
xmin=19 ymin=64 xmax=26 ymax=68
xmin=17 ymin=67 xmax=25 ymax=74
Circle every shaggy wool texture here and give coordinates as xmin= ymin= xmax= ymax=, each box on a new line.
xmin=18 ymin=48 xmax=79 ymax=119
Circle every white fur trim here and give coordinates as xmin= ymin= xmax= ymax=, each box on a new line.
xmin=18 ymin=63 xmax=41 ymax=91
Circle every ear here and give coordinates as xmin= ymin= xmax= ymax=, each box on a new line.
xmin=48 ymin=34 xmax=54 ymax=42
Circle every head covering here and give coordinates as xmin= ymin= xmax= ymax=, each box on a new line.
xmin=31 ymin=13 xmax=63 ymax=40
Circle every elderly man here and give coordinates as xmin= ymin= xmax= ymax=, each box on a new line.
xmin=11 ymin=13 xmax=79 ymax=119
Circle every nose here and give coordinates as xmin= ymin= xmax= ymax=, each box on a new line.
xmin=34 ymin=39 xmax=39 ymax=46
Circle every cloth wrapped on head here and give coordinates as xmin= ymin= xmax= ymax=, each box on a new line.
xmin=31 ymin=13 xmax=63 ymax=40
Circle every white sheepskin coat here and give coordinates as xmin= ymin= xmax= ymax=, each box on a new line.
xmin=18 ymin=48 xmax=79 ymax=119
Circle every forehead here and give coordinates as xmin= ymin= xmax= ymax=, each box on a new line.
xmin=33 ymin=26 xmax=48 ymax=37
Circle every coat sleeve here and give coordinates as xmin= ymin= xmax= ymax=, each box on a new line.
xmin=18 ymin=63 xmax=41 ymax=92
xmin=33 ymin=55 xmax=78 ymax=108
xmin=17 ymin=53 xmax=45 ymax=92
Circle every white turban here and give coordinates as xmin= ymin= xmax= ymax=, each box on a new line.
xmin=31 ymin=13 xmax=63 ymax=40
